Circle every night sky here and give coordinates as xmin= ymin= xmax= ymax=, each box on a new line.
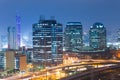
xmin=0 ymin=0 xmax=120 ymax=45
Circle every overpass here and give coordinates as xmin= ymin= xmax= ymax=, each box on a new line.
xmin=3 ymin=60 xmax=120 ymax=80
xmin=60 ymin=64 xmax=120 ymax=80
xmin=29 ymin=60 xmax=120 ymax=80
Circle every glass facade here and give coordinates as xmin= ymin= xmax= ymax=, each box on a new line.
xmin=65 ymin=22 xmax=83 ymax=52
xmin=8 ymin=26 xmax=17 ymax=50
xmin=0 ymin=51 xmax=5 ymax=70
xmin=15 ymin=56 xmax=20 ymax=69
xmin=26 ymin=48 xmax=33 ymax=63
xmin=32 ymin=19 xmax=63 ymax=65
xmin=89 ymin=22 xmax=106 ymax=50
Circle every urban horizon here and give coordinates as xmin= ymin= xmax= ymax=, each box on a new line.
xmin=0 ymin=15 xmax=120 ymax=49
xmin=0 ymin=0 xmax=120 ymax=80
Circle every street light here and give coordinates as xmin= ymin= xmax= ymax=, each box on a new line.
xmin=46 ymin=71 xmax=49 ymax=80
xmin=56 ymin=70 xmax=61 ymax=79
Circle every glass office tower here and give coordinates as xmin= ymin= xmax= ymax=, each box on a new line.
xmin=33 ymin=19 xmax=63 ymax=66
xmin=65 ymin=22 xmax=83 ymax=52
xmin=89 ymin=22 xmax=106 ymax=50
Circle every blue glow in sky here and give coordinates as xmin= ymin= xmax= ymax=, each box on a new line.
xmin=0 ymin=0 xmax=120 ymax=40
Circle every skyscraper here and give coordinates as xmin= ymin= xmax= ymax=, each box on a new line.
xmin=8 ymin=26 xmax=17 ymax=50
xmin=64 ymin=22 xmax=83 ymax=52
xmin=32 ymin=18 xmax=63 ymax=66
xmin=89 ymin=22 xmax=106 ymax=50
xmin=65 ymin=22 xmax=83 ymax=51
xmin=16 ymin=13 xmax=21 ymax=49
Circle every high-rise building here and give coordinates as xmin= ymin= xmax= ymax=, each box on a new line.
xmin=64 ymin=22 xmax=83 ymax=52
xmin=16 ymin=13 xmax=21 ymax=49
xmin=32 ymin=18 xmax=63 ymax=66
xmin=8 ymin=26 xmax=17 ymax=50
xmin=26 ymin=48 xmax=33 ymax=63
xmin=89 ymin=22 xmax=106 ymax=50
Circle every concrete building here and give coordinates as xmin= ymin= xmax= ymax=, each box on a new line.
xmin=5 ymin=50 xmax=27 ymax=71
xmin=5 ymin=51 xmax=15 ymax=70
xmin=15 ymin=54 xmax=27 ymax=71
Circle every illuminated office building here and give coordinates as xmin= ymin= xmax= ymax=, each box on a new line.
xmin=89 ymin=22 xmax=106 ymax=50
xmin=32 ymin=18 xmax=63 ymax=65
xmin=64 ymin=22 xmax=83 ymax=52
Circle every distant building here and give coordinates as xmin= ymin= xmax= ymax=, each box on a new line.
xmin=15 ymin=54 xmax=27 ymax=71
xmin=32 ymin=18 xmax=63 ymax=66
xmin=5 ymin=51 xmax=15 ymax=70
xmin=19 ymin=46 xmax=26 ymax=54
xmin=117 ymin=29 xmax=120 ymax=42
xmin=26 ymin=48 xmax=33 ymax=63
xmin=64 ymin=22 xmax=83 ymax=52
xmin=0 ymin=35 xmax=8 ymax=50
xmin=8 ymin=27 xmax=17 ymax=50
xmin=89 ymin=22 xmax=106 ymax=50
xmin=0 ymin=51 xmax=5 ymax=70
xmin=5 ymin=50 xmax=27 ymax=71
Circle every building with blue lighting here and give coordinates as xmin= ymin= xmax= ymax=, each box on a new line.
xmin=64 ymin=22 xmax=83 ymax=52
xmin=89 ymin=22 xmax=106 ymax=50
xmin=0 ymin=51 xmax=5 ymax=71
xmin=32 ymin=18 xmax=63 ymax=66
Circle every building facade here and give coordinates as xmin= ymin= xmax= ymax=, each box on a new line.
xmin=15 ymin=54 xmax=27 ymax=71
xmin=8 ymin=27 xmax=17 ymax=50
xmin=26 ymin=48 xmax=33 ymax=63
xmin=5 ymin=51 xmax=15 ymax=70
xmin=64 ymin=22 xmax=83 ymax=52
xmin=32 ymin=19 xmax=63 ymax=66
xmin=5 ymin=50 xmax=27 ymax=71
xmin=89 ymin=22 xmax=106 ymax=50
xmin=0 ymin=51 xmax=5 ymax=70
xmin=117 ymin=29 xmax=120 ymax=42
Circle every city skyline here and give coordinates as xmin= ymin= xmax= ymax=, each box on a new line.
xmin=0 ymin=0 xmax=120 ymax=35
xmin=0 ymin=0 xmax=120 ymax=48
xmin=0 ymin=1 xmax=120 ymax=79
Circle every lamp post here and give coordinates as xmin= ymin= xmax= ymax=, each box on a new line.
xmin=56 ymin=70 xmax=61 ymax=79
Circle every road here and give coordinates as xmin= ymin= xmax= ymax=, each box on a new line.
xmin=2 ymin=59 xmax=120 ymax=80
